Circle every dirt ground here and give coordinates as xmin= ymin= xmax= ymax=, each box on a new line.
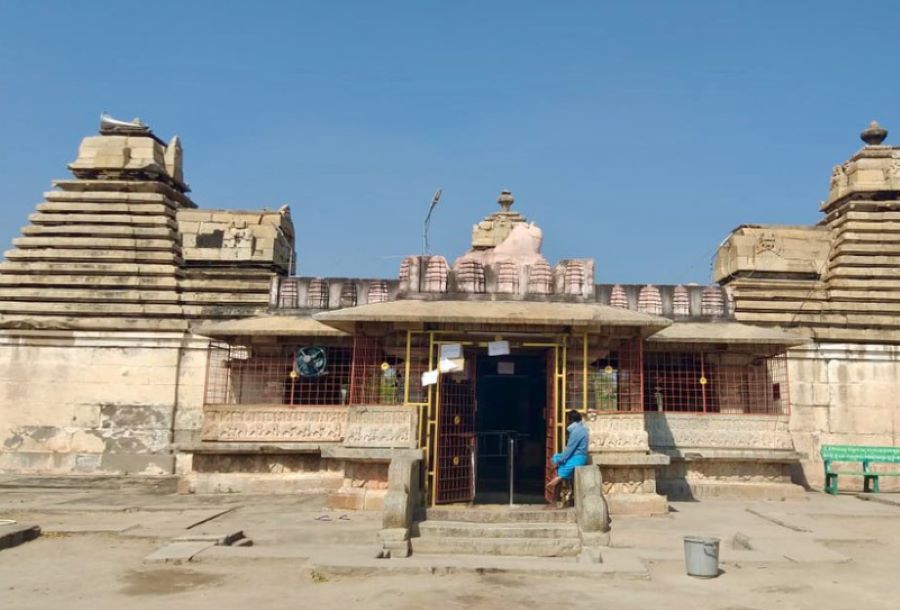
xmin=1 ymin=485 xmax=898 ymax=610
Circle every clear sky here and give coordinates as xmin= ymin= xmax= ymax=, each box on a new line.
xmin=1 ymin=1 xmax=898 ymax=284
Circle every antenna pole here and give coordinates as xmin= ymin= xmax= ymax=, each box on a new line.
xmin=423 ymin=188 xmax=442 ymax=254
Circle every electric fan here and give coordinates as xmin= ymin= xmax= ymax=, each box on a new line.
xmin=294 ymin=346 xmax=327 ymax=378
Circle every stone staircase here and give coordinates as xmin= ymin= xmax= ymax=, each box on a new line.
xmin=411 ymin=506 xmax=581 ymax=558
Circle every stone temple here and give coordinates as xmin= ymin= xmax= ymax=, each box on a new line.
xmin=0 ymin=116 xmax=898 ymax=555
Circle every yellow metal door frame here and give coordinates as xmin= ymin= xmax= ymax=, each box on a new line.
xmin=401 ymin=332 xmax=581 ymax=507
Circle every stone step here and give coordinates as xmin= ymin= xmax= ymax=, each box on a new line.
xmin=0 ymin=524 xmax=41 ymax=551
xmin=425 ymin=507 xmax=576 ymax=524
xmin=417 ymin=520 xmax=578 ymax=539
xmin=411 ymin=535 xmax=581 ymax=557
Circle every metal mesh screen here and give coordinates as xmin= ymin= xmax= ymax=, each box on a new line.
xmin=643 ymin=350 xmax=789 ymax=415
xmin=203 ymin=335 xmax=417 ymax=407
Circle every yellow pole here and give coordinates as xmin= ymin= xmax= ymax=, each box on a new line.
xmin=582 ymin=333 xmax=588 ymax=413
xmin=403 ymin=330 xmax=412 ymax=405
xmin=429 ymin=332 xmax=438 ymax=506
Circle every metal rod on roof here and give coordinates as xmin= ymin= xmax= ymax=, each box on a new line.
xmin=423 ymin=188 xmax=442 ymax=254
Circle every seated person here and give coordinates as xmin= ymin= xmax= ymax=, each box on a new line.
xmin=546 ymin=410 xmax=590 ymax=502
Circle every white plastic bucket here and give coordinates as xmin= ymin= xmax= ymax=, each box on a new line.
xmin=683 ymin=535 xmax=720 ymax=578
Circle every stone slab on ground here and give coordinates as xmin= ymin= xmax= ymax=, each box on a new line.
xmin=307 ymin=545 xmax=649 ymax=580
xmin=0 ymin=523 xmax=41 ymax=551
xmin=144 ymin=540 xmax=215 ymax=564
xmin=174 ymin=529 xmax=245 ymax=545
xmin=0 ymin=475 xmax=179 ymax=493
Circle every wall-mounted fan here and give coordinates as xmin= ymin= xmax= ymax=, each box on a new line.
xmin=294 ymin=346 xmax=327 ymax=378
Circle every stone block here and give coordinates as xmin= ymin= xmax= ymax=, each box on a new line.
xmin=574 ymin=466 xmax=610 ymax=534
xmin=789 ymin=405 xmax=829 ymax=434
xmin=364 ymin=489 xmax=386 ymax=511
xmin=344 ymin=405 xmax=418 ymax=449
xmin=0 ymin=524 xmax=41 ymax=550
xmin=605 ymin=493 xmax=668 ymax=516
xmin=328 ymin=489 xmax=366 ymax=511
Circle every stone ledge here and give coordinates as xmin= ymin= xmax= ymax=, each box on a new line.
xmin=606 ymin=493 xmax=668 ymax=516
xmin=176 ymin=442 xmax=333 ymax=455
xmin=590 ymin=452 xmax=670 ymax=466
xmin=659 ymin=480 xmax=806 ymax=500
xmin=657 ymin=449 xmax=802 ymax=463
xmin=321 ymin=446 xmax=424 ymax=463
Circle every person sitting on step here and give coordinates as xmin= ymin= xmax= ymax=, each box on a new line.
xmin=546 ymin=410 xmax=590 ymax=504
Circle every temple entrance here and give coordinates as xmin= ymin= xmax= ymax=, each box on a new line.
xmin=474 ymin=353 xmax=548 ymax=504
xmin=429 ymin=337 xmax=565 ymax=506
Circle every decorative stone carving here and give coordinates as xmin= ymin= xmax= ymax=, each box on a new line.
xmin=399 ymin=257 xmax=412 ymax=283
xmin=528 ymin=260 xmax=553 ymax=295
xmin=455 ymin=259 xmax=486 ymax=293
xmin=496 ymin=261 xmax=519 ymax=294
xmin=424 ymin=256 xmax=448 ymax=292
xmin=643 ymin=412 xmax=794 ymax=450
xmin=585 ymin=413 xmax=650 ymax=452
xmin=599 ymin=467 xmax=657 ymax=495
xmin=673 ymin=285 xmax=690 ymax=317
xmin=343 ymin=406 xmax=418 ymax=449
xmin=861 ymin=120 xmax=888 ymax=146
xmin=563 ymin=260 xmax=586 ymax=296
xmin=609 ymin=284 xmax=628 ymax=309
xmin=201 ymin=405 xmax=348 ymax=442
xmin=367 ymin=280 xmax=389 ymax=304
xmin=164 ymin=135 xmax=184 ymax=184
xmin=700 ymin=287 xmax=725 ymax=317
xmin=339 ymin=282 xmax=358 ymax=308
xmin=637 ymin=285 xmax=662 ymax=316
xmin=224 ymin=220 xmax=252 ymax=249
xmin=308 ymin=278 xmax=329 ymax=308
xmin=471 ymin=190 xmax=529 ymax=248
xmin=830 ymin=163 xmax=848 ymax=190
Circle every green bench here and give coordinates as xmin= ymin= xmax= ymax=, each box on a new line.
xmin=821 ymin=445 xmax=900 ymax=494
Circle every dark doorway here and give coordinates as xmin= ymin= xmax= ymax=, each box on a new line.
xmin=474 ymin=353 xmax=547 ymax=504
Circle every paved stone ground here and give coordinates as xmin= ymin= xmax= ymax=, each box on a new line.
xmin=0 ymin=480 xmax=898 ymax=609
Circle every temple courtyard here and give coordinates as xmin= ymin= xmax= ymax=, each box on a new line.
xmin=0 ymin=480 xmax=897 ymax=609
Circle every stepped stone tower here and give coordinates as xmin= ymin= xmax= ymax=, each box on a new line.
xmin=714 ymin=121 xmax=900 ymax=488
xmin=0 ymin=116 xmax=295 ymax=475
xmin=0 ymin=117 xmax=192 ymax=330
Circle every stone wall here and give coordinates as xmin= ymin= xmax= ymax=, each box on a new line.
xmin=0 ymin=330 xmax=209 ymax=474
xmin=788 ymin=342 xmax=900 ymax=491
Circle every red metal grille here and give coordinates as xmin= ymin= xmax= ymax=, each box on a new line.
xmin=642 ymin=350 xmax=789 ymax=415
xmin=435 ymin=358 xmax=476 ymax=504
xmin=582 ymin=338 xmax=643 ymax=413
xmin=349 ymin=335 xmax=404 ymax=405
xmin=203 ymin=336 xmax=412 ymax=407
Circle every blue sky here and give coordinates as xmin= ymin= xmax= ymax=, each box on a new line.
xmin=1 ymin=1 xmax=898 ymax=284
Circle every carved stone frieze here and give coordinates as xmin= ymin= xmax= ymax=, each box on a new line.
xmin=343 ymin=405 xmax=418 ymax=449
xmin=585 ymin=413 xmax=650 ymax=452
xmin=643 ymin=412 xmax=794 ymax=450
xmin=201 ymin=405 xmax=348 ymax=442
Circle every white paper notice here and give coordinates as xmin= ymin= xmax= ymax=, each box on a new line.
xmin=439 ymin=343 xmax=463 ymax=359
xmin=438 ymin=357 xmax=464 ymax=373
xmin=421 ymin=369 xmax=439 ymax=386
xmin=497 ymin=361 xmax=515 ymax=375
xmin=487 ymin=340 xmax=510 ymax=356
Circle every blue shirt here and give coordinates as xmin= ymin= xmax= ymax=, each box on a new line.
xmin=557 ymin=421 xmax=589 ymax=465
